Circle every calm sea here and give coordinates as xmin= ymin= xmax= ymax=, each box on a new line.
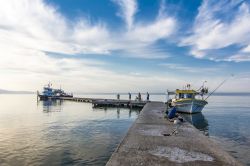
xmin=0 ymin=94 xmax=249 ymax=165
xmin=0 ymin=94 xmax=140 ymax=166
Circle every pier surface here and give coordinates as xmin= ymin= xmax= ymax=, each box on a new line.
xmin=60 ymin=97 xmax=147 ymax=108
xmin=106 ymin=102 xmax=241 ymax=166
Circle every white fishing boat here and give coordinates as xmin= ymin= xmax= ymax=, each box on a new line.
xmin=168 ymin=84 xmax=208 ymax=114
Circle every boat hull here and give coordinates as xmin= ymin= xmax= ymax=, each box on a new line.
xmin=173 ymin=99 xmax=207 ymax=114
xmin=38 ymin=95 xmax=50 ymax=100
xmin=38 ymin=94 xmax=73 ymax=100
xmin=38 ymin=95 xmax=62 ymax=100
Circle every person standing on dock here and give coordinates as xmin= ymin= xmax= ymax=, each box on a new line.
xmin=128 ymin=92 xmax=131 ymax=100
xmin=117 ymin=93 xmax=120 ymax=100
xmin=146 ymin=92 xmax=150 ymax=101
xmin=138 ymin=92 xmax=141 ymax=101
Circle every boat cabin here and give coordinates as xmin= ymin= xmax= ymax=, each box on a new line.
xmin=175 ymin=89 xmax=198 ymax=99
xmin=43 ymin=87 xmax=53 ymax=97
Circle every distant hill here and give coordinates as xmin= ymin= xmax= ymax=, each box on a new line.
xmin=0 ymin=89 xmax=34 ymax=94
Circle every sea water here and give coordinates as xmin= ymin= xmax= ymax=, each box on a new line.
xmin=0 ymin=94 xmax=249 ymax=165
xmin=0 ymin=94 xmax=139 ymax=165
xmin=175 ymin=94 xmax=250 ymax=166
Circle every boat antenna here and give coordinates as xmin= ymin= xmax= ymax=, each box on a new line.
xmin=205 ymin=74 xmax=234 ymax=101
xmin=197 ymin=80 xmax=207 ymax=91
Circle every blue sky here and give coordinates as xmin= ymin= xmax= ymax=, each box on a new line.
xmin=0 ymin=0 xmax=249 ymax=92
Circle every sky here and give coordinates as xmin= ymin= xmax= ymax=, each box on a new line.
xmin=0 ymin=0 xmax=250 ymax=93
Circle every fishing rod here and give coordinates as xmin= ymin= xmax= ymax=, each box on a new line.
xmin=186 ymin=74 xmax=234 ymax=115
xmin=204 ymin=74 xmax=234 ymax=101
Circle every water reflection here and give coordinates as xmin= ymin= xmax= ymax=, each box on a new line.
xmin=181 ymin=113 xmax=209 ymax=134
xmin=38 ymin=99 xmax=63 ymax=112
xmin=92 ymin=107 xmax=141 ymax=118
xmin=0 ymin=95 xmax=140 ymax=166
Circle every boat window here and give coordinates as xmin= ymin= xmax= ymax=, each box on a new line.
xmin=179 ymin=93 xmax=184 ymax=98
xmin=186 ymin=94 xmax=193 ymax=98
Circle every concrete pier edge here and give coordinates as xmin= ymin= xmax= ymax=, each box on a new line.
xmin=106 ymin=102 xmax=242 ymax=166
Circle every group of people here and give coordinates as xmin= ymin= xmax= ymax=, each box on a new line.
xmin=117 ymin=92 xmax=150 ymax=101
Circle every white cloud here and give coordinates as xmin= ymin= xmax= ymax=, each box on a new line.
xmin=112 ymin=0 xmax=137 ymax=30
xmin=0 ymin=0 xmax=112 ymax=55
xmin=0 ymin=45 xmax=184 ymax=92
xmin=118 ymin=46 xmax=170 ymax=59
xmin=159 ymin=63 xmax=220 ymax=73
xmin=111 ymin=0 xmax=176 ymax=58
xmin=109 ymin=15 xmax=176 ymax=59
xmin=112 ymin=0 xmax=176 ymax=43
xmin=0 ymin=0 xmax=179 ymax=91
xmin=0 ymin=0 xmax=176 ymax=57
xmin=226 ymin=54 xmax=250 ymax=62
xmin=242 ymin=45 xmax=250 ymax=53
xmin=181 ymin=0 xmax=250 ymax=61
xmin=126 ymin=17 xmax=175 ymax=43
xmin=4 ymin=0 xmax=248 ymax=93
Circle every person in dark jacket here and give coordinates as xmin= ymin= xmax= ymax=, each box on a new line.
xmin=146 ymin=92 xmax=150 ymax=101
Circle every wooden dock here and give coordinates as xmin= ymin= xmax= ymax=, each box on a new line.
xmin=60 ymin=97 xmax=95 ymax=103
xmin=92 ymin=99 xmax=147 ymax=108
xmin=106 ymin=102 xmax=241 ymax=166
xmin=58 ymin=97 xmax=148 ymax=108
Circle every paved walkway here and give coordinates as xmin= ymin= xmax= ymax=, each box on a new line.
xmin=106 ymin=102 xmax=241 ymax=166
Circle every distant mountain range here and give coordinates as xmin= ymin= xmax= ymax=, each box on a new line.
xmin=0 ymin=89 xmax=34 ymax=94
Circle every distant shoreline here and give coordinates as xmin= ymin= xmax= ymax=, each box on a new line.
xmin=1 ymin=91 xmax=250 ymax=96
xmin=0 ymin=89 xmax=34 ymax=94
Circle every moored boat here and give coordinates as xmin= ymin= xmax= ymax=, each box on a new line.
xmin=37 ymin=83 xmax=73 ymax=100
xmin=168 ymin=84 xmax=208 ymax=114
xmin=38 ymin=84 xmax=54 ymax=100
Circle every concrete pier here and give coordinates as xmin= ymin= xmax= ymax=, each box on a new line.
xmin=106 ymin=102 xmax=241 ymax=166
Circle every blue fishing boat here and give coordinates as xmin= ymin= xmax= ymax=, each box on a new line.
xmin=38 ymin=83 xmax=73 ymax=100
